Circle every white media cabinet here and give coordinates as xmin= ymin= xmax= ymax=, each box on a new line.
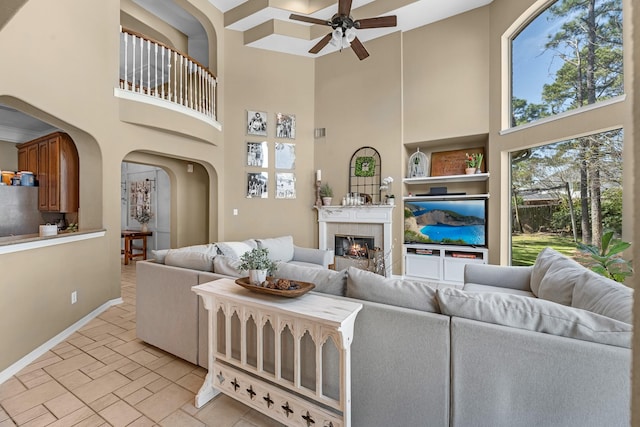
xmin=402 ymin=168 xmax=490 ymax=284
xmin=404 ymin=243 xmax=488 ymax=284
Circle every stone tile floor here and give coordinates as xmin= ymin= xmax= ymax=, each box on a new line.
xmin=0 ymin=261 xmax=284 ymax=427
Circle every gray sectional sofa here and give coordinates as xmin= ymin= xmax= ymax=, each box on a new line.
xmin=136 ymin=243 xmax=632 ymax=427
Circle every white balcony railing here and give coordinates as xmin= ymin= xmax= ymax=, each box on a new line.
xmin=119 ymin=27 xmax=217 ymax=121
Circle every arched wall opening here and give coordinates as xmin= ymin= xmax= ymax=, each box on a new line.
xmin=121 ymin=162 xmax=171 ymax=256
xmin=0 ymin=95 xmax=103 ymax=230
xmin=123 ymin=151 xmax=218 ymax=249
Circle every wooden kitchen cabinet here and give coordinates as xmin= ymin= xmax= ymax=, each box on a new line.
xmin=17 ymin=132 xmax=79 ymax=212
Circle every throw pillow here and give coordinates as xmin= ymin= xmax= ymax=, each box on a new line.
xmin=213 ymin=255 xmax=246 ymax=277
xmin=572 ymin=269 xmax=633 ymax=324
xmin=436 ymin=287 xmax=631 ymax=348
xmin=216 ymin=240 xmax=257 ymax=260
xmin=537 ymin=253 xmax=588 ymax=306
xmin=151 ymin=249 xmax=170 ymax=264
xmin=530 ymin=247 xmax=564 ymax=296
xmin=346 ymin=267 xmax=440 ymax=313
xmin=165 ymin=251 xmax=214 ymax=272
xmin=256 ymin=235 xmax=295 ymax=263
xmin=273 ymin=262 xmax=346 ymax=296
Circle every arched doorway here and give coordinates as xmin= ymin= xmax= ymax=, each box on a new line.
xmin=121 ymin=162 xmax=171 ymax=256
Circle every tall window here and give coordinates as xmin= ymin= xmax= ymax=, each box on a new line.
xmin=511 ymin=129 xmax=623 ymax=266
xmin=511 ymin=0 xmax=623 ymax=127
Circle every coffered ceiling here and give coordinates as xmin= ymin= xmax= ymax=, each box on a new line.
xmin=209 ymin=0 xmax=493 ymax=57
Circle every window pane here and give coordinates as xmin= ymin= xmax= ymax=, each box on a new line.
xmin=511 ymin=129 xmax=623 ymax=265
xmin=511 ymin=0 xmax=623 ymax=126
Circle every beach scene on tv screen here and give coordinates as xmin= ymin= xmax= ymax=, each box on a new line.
xmin=405 ymin=200 xmax=486 ymax=246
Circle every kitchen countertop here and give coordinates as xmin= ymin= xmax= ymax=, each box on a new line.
xmin=0 ymin=228 xmax=107 ymax=249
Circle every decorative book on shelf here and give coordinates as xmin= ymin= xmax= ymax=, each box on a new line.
xmin=415 ymin=249 xmax=433 ymax=255
xmin=451 ymin=252 xmax=478 ymax=259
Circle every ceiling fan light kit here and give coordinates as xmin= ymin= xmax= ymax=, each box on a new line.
xmin=290 ymin=0 xmax=397 ymax=60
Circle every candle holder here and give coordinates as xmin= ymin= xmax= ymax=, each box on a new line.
xmin=315 ymin=180 xmax=322 ymax=207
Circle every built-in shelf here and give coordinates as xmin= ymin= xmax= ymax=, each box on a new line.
xmin=403 ymin=193 xmax=490 ymax=201
xmin=404 ymin=243 xmax=488 ymax=284
xmin=403 ymin=172 xmax=489 ymax=185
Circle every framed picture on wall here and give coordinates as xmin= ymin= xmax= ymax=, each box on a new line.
xmin=275 ymin=142 xmax=295 ymax=169
xmin=431 ymin=147 xmax=485 ymax=176
xmin=275 ymin=113 xmax=295 ymax=139
xmin=247 ymin=110 xmax=267 ymax=136
xmin=247 ymin=172 xmax=268 ymax=199
xmin=276 ymin=173 xmax=296 ymax=199
xmin=247 ymin=141 xmax=268 ymax=168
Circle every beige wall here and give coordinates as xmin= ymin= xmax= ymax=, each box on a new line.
xmin=403 ymin=6 xmax=490 ymax=144
xmin=314 ymin=32 xmax=403 ymax=270
xmin=0 ymin=0 xmax=226 ymax=371
xmin=0 ymin=140 xmax=17 ymax=171
xmin=222 ymin=30 xmax=317 ymax=247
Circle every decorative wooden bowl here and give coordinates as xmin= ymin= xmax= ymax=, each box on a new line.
xmin=234 ymin=277 xmax=315 ymax=298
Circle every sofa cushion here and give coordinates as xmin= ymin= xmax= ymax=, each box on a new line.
xmin=165 ymin=251 xmax=214 ymax=272
xmin=536 ymin=250 xmax=588 ymax=306
xmin=530 ymin=247 xmax=561 ymax=296
xmin=151 ymin=249 xmax=170 ymax=264
xmin=256 ymin=236 xmax=295 ymax=263
xmin=572 ymin=269 xmax=633 ymax=324
xmin=162 ymin=244 xmax=218 ymax=271
xmin=216 ymin=240 xmax=257 ymax=260
xmin=346 ymin=267 xmax=440 ymax=313
xmin=152 ymin=243 xmax=217 ymax=264
xmin=464 ymin=283 xmax=535 ymax=298
xmin=437 ymin=287 xmax=631 ymax=348
xmin=288 ymin=261 xmax=325 ymax=269
xmin=273 ymin=262 xmax=346 ymax=296
xmin=213 ymin=255 xmax=246 ymax=277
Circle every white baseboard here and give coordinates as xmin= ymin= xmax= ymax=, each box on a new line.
xmin=0 ymin=297 xmax=124 ymax=385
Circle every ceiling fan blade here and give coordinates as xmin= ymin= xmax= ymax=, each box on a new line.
xmin=350 ymin=37 xmax=370 ymax=60
xmin=309 ymin=33 xmax=332 ymax=54
xmin=289 ymin=13 xmax=331 ymax=26
xmin=338 ymin=0 xmax=353 ymax=16
xmin=354 ymin=15 xmax=397 ymax=29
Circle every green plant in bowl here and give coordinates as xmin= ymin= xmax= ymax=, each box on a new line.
xmin=239 ymin=248 xmax=278 ymax=286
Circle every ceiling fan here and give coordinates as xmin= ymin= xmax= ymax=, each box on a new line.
xmin=289 ymin=0 xmax=397 ymax=60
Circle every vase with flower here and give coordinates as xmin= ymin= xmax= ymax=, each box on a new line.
xmin=465 ymin=152 xmax=484 ymax=174
xmin=380 ymin=176 xmax=395 ymax=205
xmin=135 ymin=209 xmax=153 ymax=232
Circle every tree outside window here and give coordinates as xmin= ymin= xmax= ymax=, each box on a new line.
xmin=509 ymin=0 xmax=624 ymax=264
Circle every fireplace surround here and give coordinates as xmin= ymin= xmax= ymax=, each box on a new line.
xmin=316 ymin=205 xmax=395 ymax=277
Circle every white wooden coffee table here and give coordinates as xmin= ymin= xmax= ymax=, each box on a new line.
xmin=193 ymin=278 xmax=362 ymax=427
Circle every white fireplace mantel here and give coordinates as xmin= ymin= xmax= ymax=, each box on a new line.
xmin=316 ymin=205 xmax=395 ymax=276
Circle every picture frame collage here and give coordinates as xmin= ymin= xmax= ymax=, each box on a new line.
xmin=245 ymin=110 xmax=297 ymax=199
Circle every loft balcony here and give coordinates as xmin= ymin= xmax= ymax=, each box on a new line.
xmin=115 ymin=27 xmax=220 ymax=132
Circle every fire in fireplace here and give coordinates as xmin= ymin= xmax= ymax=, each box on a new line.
xmin=335 ymin=235 xmax=375 ymax=258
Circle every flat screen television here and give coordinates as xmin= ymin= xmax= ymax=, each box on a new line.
xmin=404 ymin=199 xmax=487 ymax=247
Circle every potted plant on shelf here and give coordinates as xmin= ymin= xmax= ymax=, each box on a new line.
xmin=320 ymin=183 xmax=333 ymax=206
xmin=239 ymin=248 xmax=278 ymax=286
xmin=465 ymin=153 xmax=484 ymax=174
